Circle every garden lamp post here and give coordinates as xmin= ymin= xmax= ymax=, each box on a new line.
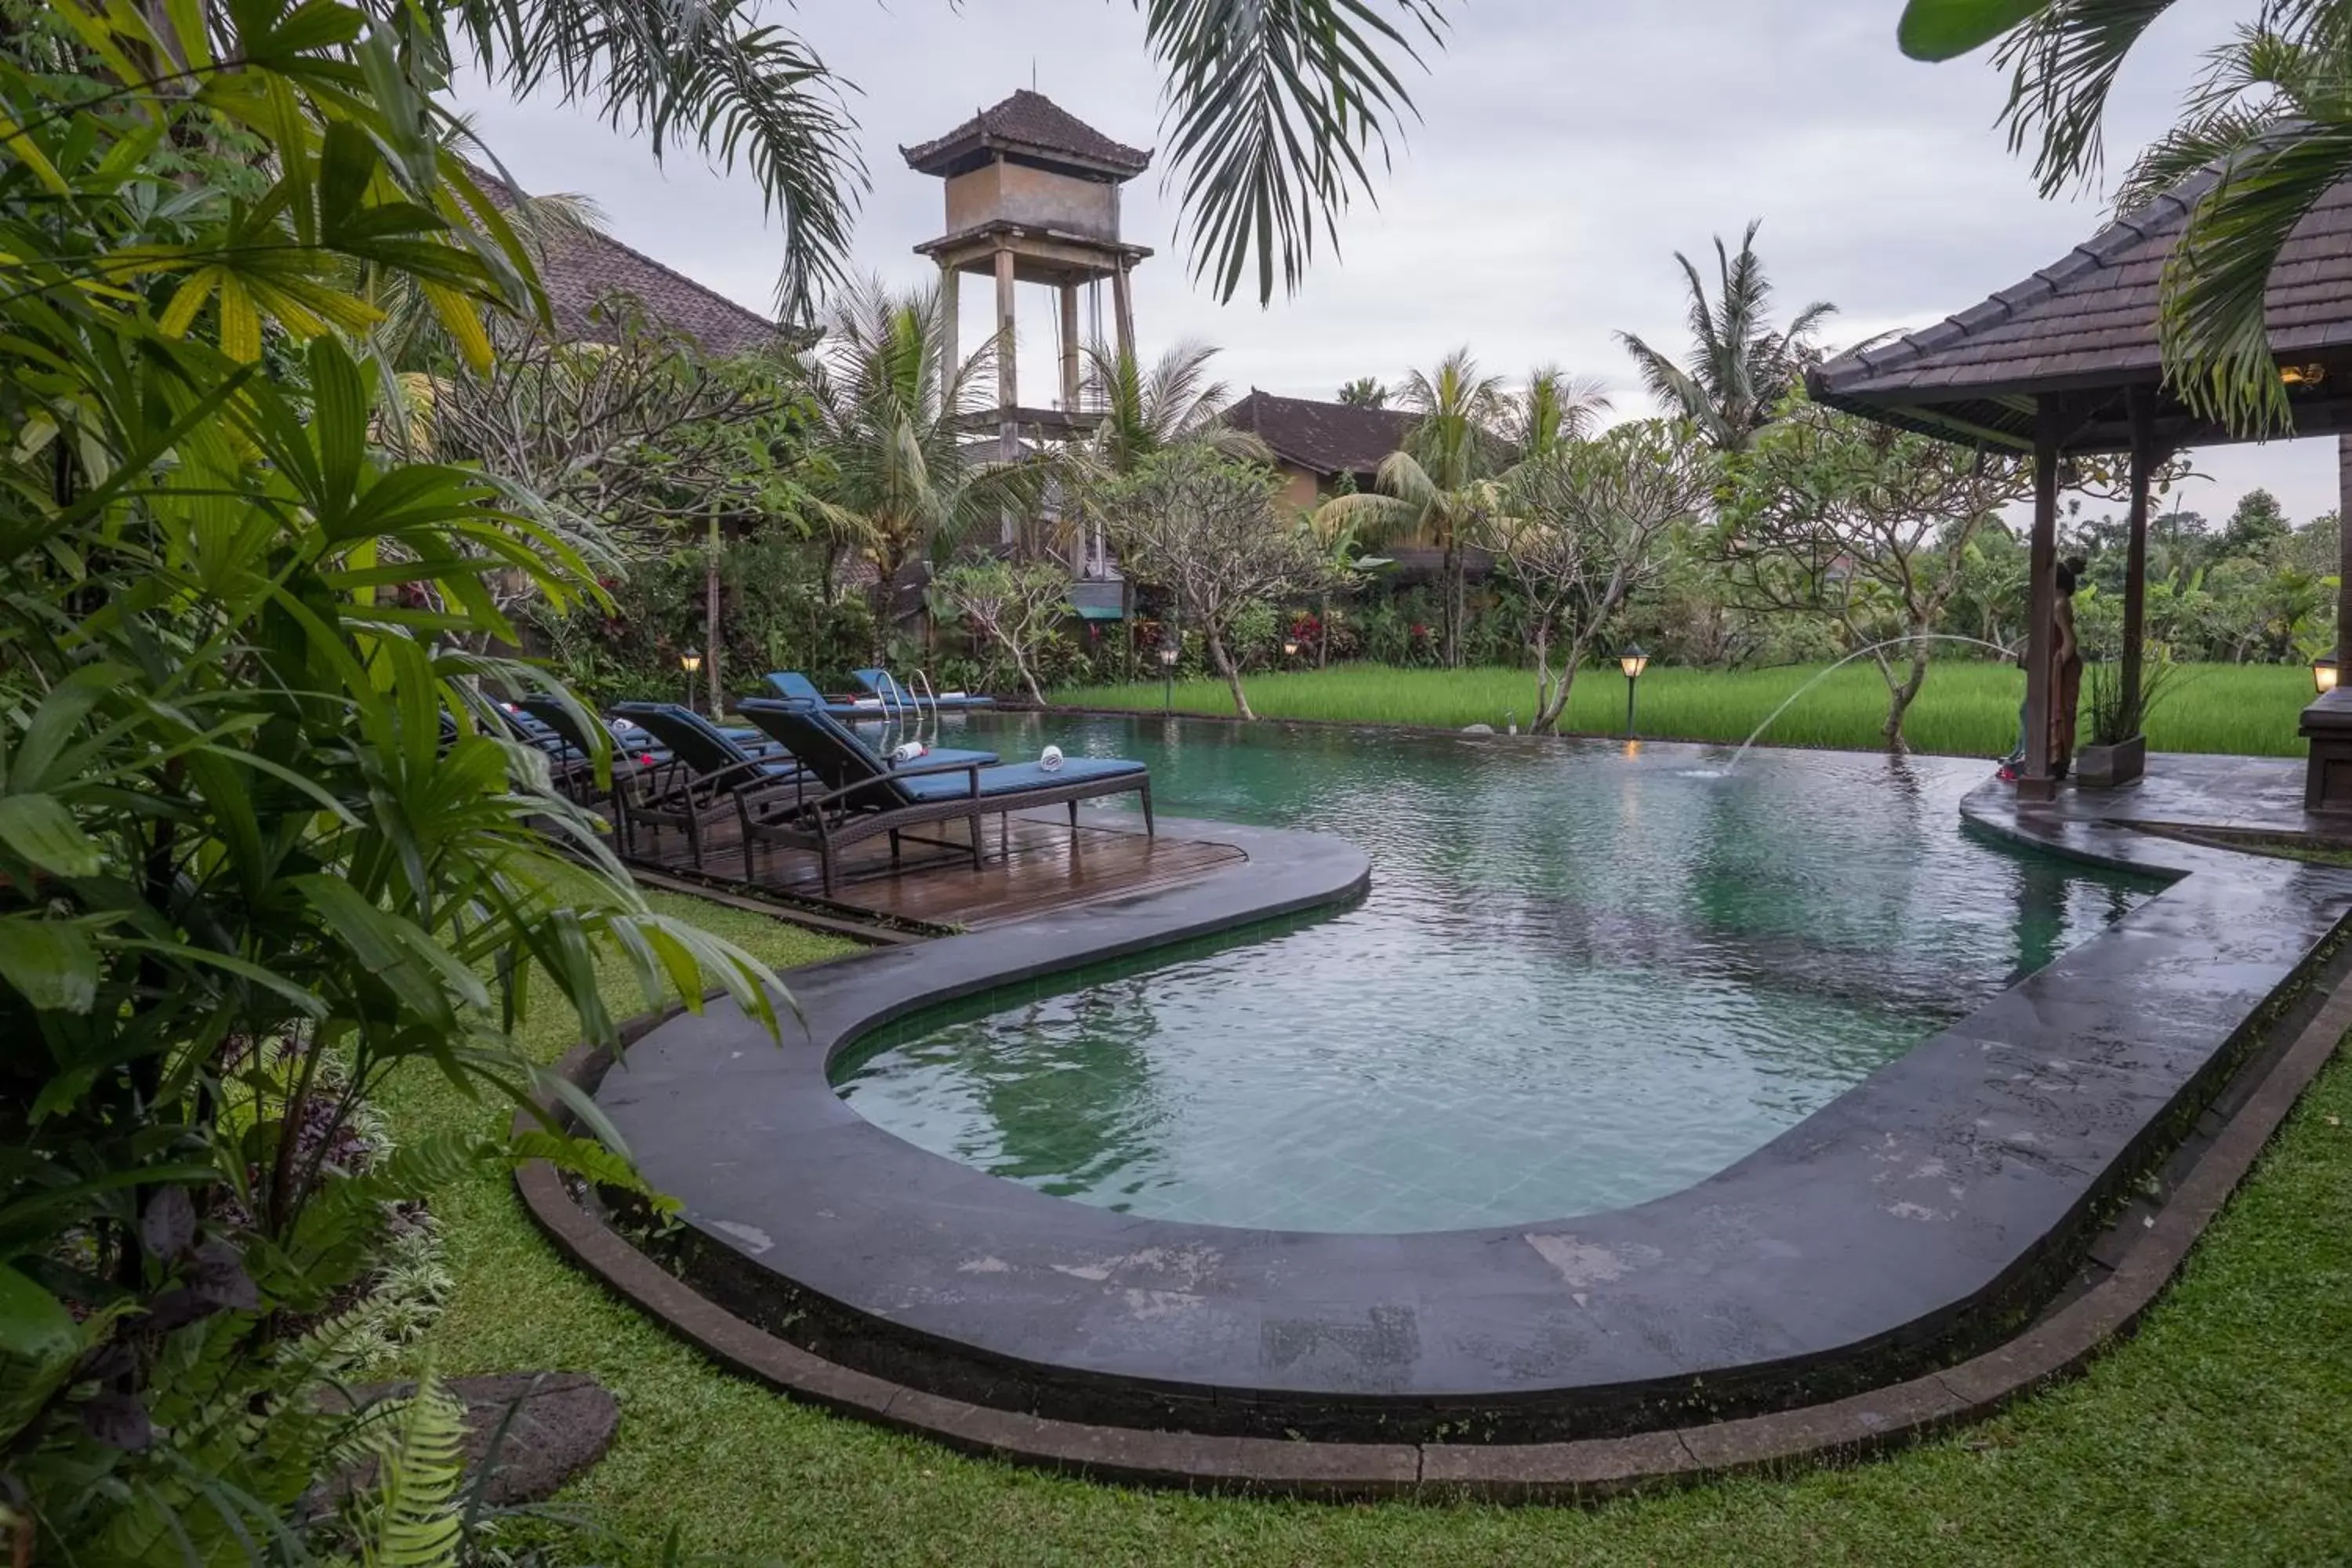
xmin=1619 ymin=644 xmax=1650 ymax=739
xmin=1283 ymin=637 xmax=1300 ymax=664
xmin=680 ymin=648 xmax=702 ymax=713
xmin=1160 ymin=640 xmax=1179 ymax=716
xmin=2316 ymin=655 xmax=2339 ymax=695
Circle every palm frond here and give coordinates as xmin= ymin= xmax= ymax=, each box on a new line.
xmin=2161 ymin=116 xmax=2352 ymax=434
xmin=439 ymin=0 xmax=866 ymax=320
xmin=1994 ymin=0 xmax=2187 ymax=196
xmin=1139 ymin=0 xmax=1450 ymax=304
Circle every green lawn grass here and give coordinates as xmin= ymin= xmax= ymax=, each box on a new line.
xmin=381 ymin=891 xmax=2352 ymax=1566
xmin=1056 ymin=661 xmax=2316 ymax=757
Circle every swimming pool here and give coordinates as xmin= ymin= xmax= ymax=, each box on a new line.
xmin=832 ymin=714 xmax=2160 ymax=1232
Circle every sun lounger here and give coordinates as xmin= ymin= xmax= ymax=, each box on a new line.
xmin=735 ymin=698 xmax=1149 ymax=895
xmin=760 ymin=670 xmax=897 ymax=719
xmin=612 ymin=702 xmax=816 ymax=869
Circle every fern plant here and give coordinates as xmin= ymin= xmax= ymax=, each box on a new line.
xmin=343 ymin=1370 xmax=470 ymax=1568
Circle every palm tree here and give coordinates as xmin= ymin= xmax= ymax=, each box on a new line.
xmin=805 ymin=279 xmax=1027 ymax=641
xmin=1898 ymin=0 xmax=2343 ymax=434
xmin=1338 ymin=376 xmax=1391 ymax=408
xmin=1617 ymin=220 xmax=1835 ymax=452
xmin=1082 ymin=340 xmax=1263 ymax=477
xmin=431 ymin=0 xmax=1447 ymax=318
xmin=1511 ymin=366 xmax=1613 ymax=460
xmin=1315 ymin=347 xmax=1509 ymax=667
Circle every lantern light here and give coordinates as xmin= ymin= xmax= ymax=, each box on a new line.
xmin=1620 ymin=644 xmax=1650 ymax=739
xmin=2316 ymin=655 xmax=2339 ymax=695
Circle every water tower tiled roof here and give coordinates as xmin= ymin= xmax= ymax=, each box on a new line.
xmin=902 ymin=90 xmax=1152 ymax=181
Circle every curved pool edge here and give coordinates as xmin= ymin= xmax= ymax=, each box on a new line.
xmin=518 ymin=951 xmax=2352 ymax=1497
xmin=587 ymin=773 xmax=2352 ymax=1443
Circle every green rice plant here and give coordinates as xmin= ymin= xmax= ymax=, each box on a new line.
xmin=1054 ymin=659 xmax=2314 ymax=757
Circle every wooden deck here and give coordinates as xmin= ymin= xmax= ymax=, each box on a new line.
xmin=619 ymin=808 xmax=1245 ymax=931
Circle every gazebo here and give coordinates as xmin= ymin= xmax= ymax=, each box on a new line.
xmin=1808 ymin=164 xmax=2352 ymax=807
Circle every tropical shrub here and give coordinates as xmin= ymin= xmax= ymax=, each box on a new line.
xmin=0 ymin=4 xmax=777 ymax=1559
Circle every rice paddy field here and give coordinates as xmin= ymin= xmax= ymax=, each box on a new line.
xmin=1055 ymin=659 xmax=2315 ymax=757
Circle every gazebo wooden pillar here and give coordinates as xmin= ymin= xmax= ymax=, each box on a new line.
xmin=2017 ymin=404 xmax=2063 ymax=801
xmin=2121 ymin=389 xmax=2161 ymax=728
xmin=1807 ymin=159 xmax=2352 ymax=810
xmin=2301 ymin=434 xmax=2352 ymax=810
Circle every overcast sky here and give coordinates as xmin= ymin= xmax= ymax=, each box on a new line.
xmin=449 ymin=0 xmax=2337 ymax=525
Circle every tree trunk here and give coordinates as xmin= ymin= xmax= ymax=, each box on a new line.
xmin=1208 ymin=628 xmax=1254 ymax=720
xmin=1876 ymin=641 xmax=1930 ymax=752
xmin=1002 ymin=631 xmax=1048 ymax=706
xmin=705 ymin=506 xmax=723 ymax=716
xmin=1319 ymin=590 xmax=1330 ymax=669
xmin=1537 ymin=624 xmax=1582 ymax=735
xmin=1442 ymin=539 xmax=1464 ymax=669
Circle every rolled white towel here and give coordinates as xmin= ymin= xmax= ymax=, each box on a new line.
xmin=889 ymin=741 xmax=927 ymax=764
xmin=1039 ymin=744 xmax=1064 ymax=773
xmin=852 ymin=696 xmax=884 ymax=708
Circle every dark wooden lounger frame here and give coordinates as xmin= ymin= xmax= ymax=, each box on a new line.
xmin=609 ymin=703 xmax=811 ymax=870
xmin=732 ymin=702 xmax=1152 ymax=896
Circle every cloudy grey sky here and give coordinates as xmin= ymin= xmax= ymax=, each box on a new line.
xmin=450 ymin=0 xmax=2336 ymax=524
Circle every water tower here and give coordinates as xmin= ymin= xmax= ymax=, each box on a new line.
xmin=902 ymin=90 xmax=1152 ymax=467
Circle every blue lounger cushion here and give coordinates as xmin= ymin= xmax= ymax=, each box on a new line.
xmin=763 ymin=670 xmax=899 ymax=718
xmin=892 ymin=757 xmax=1147 ymax=804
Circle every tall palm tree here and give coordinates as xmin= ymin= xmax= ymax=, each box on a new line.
xmin=1898 ymin=0 xmax=2346 ymax=434
xmin=1338 ymin=376 xmax=1391 ymax=408
xmin=426 ymin=0 xmax=1448 ymax=318
xmin=1512 ymin=366 xmax=1613 ymax=460
xmin=1315 ymin=347 xmax=1509 ymax=667
xmin=805 ymin=279 xmax=1026 ymax=638
xmin=1617 ymin=220 xmax=1835 ymax=452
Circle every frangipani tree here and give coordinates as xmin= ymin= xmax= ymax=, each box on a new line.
xmin=1483 ymin=423 xmax=1717 ymax=734
xmin=1102 ymin=448 xmax=1344 ymax=718
xmin=1722 ymin=400 xmax=2034 ymax=748
xmin=928 ymin=561 xmax=1075 ymax=705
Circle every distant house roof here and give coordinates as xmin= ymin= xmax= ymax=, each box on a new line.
xmin=902 ymin=89 xmax=1152 ymax=182
xmin=1223 ymin=389 xmax=1414 ymax=480
xmin=468 ymin=163 xmax=786 ymax=360
xmin=1808 ymin=162 xmax=2352 ymax=453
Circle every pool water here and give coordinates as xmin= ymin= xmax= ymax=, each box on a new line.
xmin=832 ymin=713 xmax=2161 ymax=1233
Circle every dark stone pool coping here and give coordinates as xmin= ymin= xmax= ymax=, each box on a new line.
xmin=517 ymin=940 xmax=2352 ymax=1497
xmin=524 ymin=760 xmax=2352 ymax=1487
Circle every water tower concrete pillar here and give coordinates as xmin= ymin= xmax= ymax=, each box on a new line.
xmin=1059 ymin=282 xmax=1080 ymax=411
xmin=1112 ymin=258 xmax=1135 ymax=365
xmin=937 ymin=262 xmax=959 ymax=387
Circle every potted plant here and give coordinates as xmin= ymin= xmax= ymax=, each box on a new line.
xmin=2075 ymin=652 xmax=2176 ymax=788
